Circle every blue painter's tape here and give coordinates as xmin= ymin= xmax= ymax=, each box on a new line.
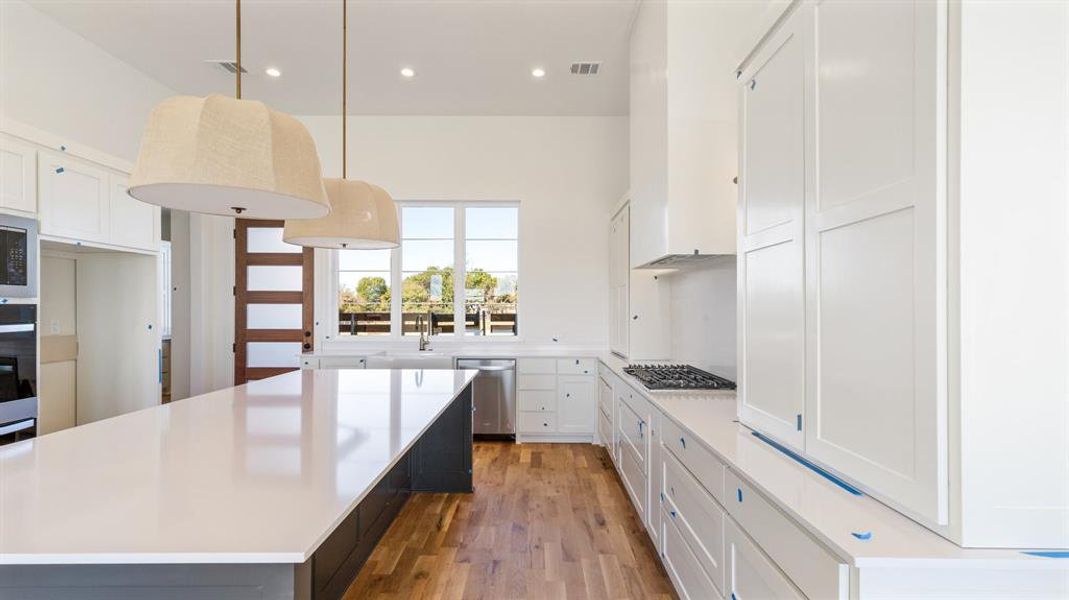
xmin=55 ymin=167 xmax=65 ymax=174
xmin=737 ymin=488 xmax=743 ymax=503
xmin=752 ymin=431 xmax=864 ymax=496
xmin=851 ymin=531 xmax=873 ymax=541
xmin=1023 ymin=551 xmax=1069 ymax=558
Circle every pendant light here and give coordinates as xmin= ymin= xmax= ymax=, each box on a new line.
xmin=128 ymin=0 xmax=330 ymax=219
xmin=282 ymin=0 xmax=399 ymax=249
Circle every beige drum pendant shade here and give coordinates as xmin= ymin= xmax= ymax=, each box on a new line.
xmin=283 ymin=179 xmax=399 ymax=249
xmin=128 ymin=95 xmax=331 ymax=219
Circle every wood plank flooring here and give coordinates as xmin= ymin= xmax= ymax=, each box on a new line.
xmin=343 ymin=442 xmax=676 ymax=600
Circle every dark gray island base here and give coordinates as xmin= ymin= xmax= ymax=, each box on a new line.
xmin=0 ymin=384 xmax=473 ymax=600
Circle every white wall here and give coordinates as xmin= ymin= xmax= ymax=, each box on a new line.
xmin=668 ymin=260 xmax=737 ymax=379
xmin=300 ymin=115 xmax=629 ymax=346
xmin=188 ymin=214 xmax=235 ymax=396
xmin=0 ymin=0 xmax=174 ymax=162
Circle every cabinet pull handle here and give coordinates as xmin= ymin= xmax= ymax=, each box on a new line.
xmin=750 ymin=79 xmax=757 ymax=90
xmin=670 ymin=510 xmax=677 ymax=519
xmin=55 ymin=167 xmax=65 ymax=174
xmin=737 ymin=488 xmax=743 ymax=503
xmin=679 ymin=437 xmax=686 ymax=449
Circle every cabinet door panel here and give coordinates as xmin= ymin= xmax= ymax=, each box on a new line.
xmin=557 ymin=376 xmax=594 ymax=434
xmin=0 ymin=136 xmax=37 ymax=214
xmin=805 ymin=0 xmax=948 ymax=525
xmin=737 ymin=7 xmax=808 ymax=450
xmin=109 ymin=175 xmax=159 ymax=251
xmin=725 ymin=520 xmax=804 ymax=600
xmin=39 ymin=151 xmax=109 ymax=243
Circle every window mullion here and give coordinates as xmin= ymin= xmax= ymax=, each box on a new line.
xmin=454 ymin=204 xmax=465 ymax=338
xmin=391 ymin=231 xmax=402 ymax=339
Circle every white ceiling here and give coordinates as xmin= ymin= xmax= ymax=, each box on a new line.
xmin=26 ymin=0 xmax=639 ymax=116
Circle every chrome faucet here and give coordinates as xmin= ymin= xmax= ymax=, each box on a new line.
xmin=416 ymin=314 xmax=431 ymax=351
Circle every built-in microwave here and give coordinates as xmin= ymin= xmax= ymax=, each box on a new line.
xmin=0 ymin=214 xmax=37 ymax=299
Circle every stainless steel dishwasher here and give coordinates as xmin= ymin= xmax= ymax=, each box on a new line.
xmin=456 ymin=358 xmax=516 ymax=439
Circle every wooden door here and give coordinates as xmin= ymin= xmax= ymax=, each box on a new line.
xmin=804 ymin=0 xmax=948 ymax=524
xmin=234 ymin=219 xmax=313 ymax=384
xmin=736 ymin=5 xmax=808 ymax=451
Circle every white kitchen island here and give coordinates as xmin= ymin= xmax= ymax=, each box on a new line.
xmin=0 ymin=368 xmax=477 ymax=600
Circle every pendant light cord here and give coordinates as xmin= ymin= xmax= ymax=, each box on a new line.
xmin=342 ymin=0 xmax=348 ymax=179
xmin=236 ymin=0 xmax=242 ymax=100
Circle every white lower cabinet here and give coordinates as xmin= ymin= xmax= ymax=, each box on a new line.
xmin=518 ymin=411 xmax=557 ymax=433
xmin=557 ymin=375 xmax=594 ymax=433
xmin=603 ymin=362 xmax=848 ymax=600
xmin=664 ymin=450 xmax=725 ymax=594
xmin=725 ymin=519 xmax=804 ymax=600
xmin=516 ymin=358 xmax=595 ymax=441
xmin=662 ymin=502 xmax=723 ymax=600
xmin=725 ymin=469 xmax=848 ymax=600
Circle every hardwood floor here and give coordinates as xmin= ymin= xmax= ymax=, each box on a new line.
xmin=343 ymin=442 xmax=676 ymax=600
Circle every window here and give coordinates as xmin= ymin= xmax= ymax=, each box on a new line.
xmin=333 ymin=202 xmax=519 ymax=340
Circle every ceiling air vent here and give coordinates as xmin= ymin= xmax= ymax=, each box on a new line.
xmin=204 ymin=59 xmax=248 ymax=74
xmin=570 ymin=61 xmax=602 ymax=76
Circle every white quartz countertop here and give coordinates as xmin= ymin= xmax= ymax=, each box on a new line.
xmin=0 ymin=368 xmax=477 ymax=565
xmin=598 ymin=355 xmax=1066 ymax=569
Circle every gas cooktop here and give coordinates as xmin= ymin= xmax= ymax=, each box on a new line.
xmin=623 ymin=364 xmax=736 ymax=391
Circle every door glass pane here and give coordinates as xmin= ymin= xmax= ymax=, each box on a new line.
xmin=247 ymin=304 xmax=302 ymax=329
xmin=247 ymin=227 xmax=301 ymax=253
xmin=246 ymin=342 xmax=301 ymax=368
xmin=247 ymin=266 xmax=303 ymax=291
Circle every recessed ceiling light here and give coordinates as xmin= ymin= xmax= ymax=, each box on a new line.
xmin=400 ymin=67 xmax=415 ymax=79
xmin=531 ymin=67 xmax=546 ymax=79
xmin=265 ymin=67 xmax=281 ymax=78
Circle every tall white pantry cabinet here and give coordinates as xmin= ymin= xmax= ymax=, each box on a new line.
xmin=737 ymin=0 xmax=1068 ymax=550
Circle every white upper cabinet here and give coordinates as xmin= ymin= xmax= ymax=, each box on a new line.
xmin=629 ymin=1 xmax=768 ymax=268
xmin=109 ymin=175 xmax=160 ymax=252
xmin=0 ymin=135 xmax=37 ymax=215
xmin=39 ymin=150 xmax=110 ymax=245
xmin=803 ymin=0 xmax=948 ymax=526
xmin=38 ymin=150 xmax=160 ymax=253
xmin=737 ymin=5 xmax=809 ymax=451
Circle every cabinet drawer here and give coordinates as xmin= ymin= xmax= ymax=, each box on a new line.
xmin=619 ymin=437 xmax=646 ymax=517
xmin=725 ymin=469 xmax=848 ymax=600
xmin=518 ymin=390 xmax=556 ymax=413
xmin=517 ymin=358 xmax=556 ymax=374
xmin=557 ymin=357 xmax=595 ymax=375
xmin=662 ymin=504 xmax=723 ymax=600
xmin=617 ymin=397 xmax=647 ymax=465
xmin=662 ymin=417 xmax=726 ymax=505
xmin=725 ymin=519 xmax=803 ymax=600
xmin=517 ymin=374 xmax=556 ymax=391
xmin=663 ymin=450 xmax=725 ymax=594
xmin=598 ymin=409 xmax=612 ymax=446
xmin=518 ymin=411 xmax=557 ymax=433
